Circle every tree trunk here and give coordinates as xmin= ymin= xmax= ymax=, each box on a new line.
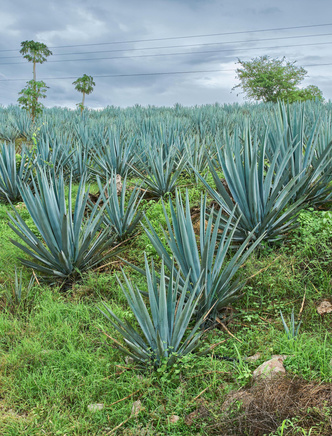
xmin=81 ymin=92 xmax=85 ymax=114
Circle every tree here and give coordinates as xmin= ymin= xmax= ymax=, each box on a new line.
xmin=233 ymin=56 xmax=324 ymax=103
xmin=72 ymin=74 xmax=95 ymax=113
xmin=20 ymin=40 xmax=52 ymax=81
xmin=18 ymin=40 xmax=52 ymax=121
xmin=18 ymin=80 xmax=48 ymax=122
xmin=290 ymin=85 xmax=324 ymax=102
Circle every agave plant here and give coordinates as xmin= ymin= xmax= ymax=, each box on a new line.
xmin=35 ymin=136 xmax=72 ymax=174
xmin=3 ymin=267 xmax=36 ymax=310
xmin=182 ymin=136 xmax=211 ymax=182
xmin=0 ymin=142 xmax=32 ymax=203
xmin=95 ymin=172 xmax=143 ymax=241
xmin=280 ymin=308 xmax=302 ymax=340
xmin=131 ymin=144 xmax=186 ymax=198
xmin=67 ymin=142 xmax=93 ymax=182
xmin=267 ymin=101 xmax=332 ymax=207
xmin=195 ymin=124 xmax=310 ymax=244
xmin=99 ymin=255 xmax=207 ymax=368
xmin=133 ymin=191 xmax=264 ymax=322
xmin=8 ymin=169 xmax=119 ymax=281
xmin=91 ymin=128 xmax=136 ymax=178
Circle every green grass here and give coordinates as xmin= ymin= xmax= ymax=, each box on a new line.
xmin=0 ymin=181 xmax=331 ymax=435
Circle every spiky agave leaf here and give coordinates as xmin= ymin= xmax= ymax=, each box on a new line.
xmin=0 ymin=142 xmax=32 ymax=203
xmin=96 ymin=172 xmax=143 ymax=241
xmin=8 ymin=168 xmax=119 ymax=281
xmin=130 ymin=143 xmax=186 ymax=198
xmin=194 ymin=123 xmax=310 ymax=243
xmin=267 ymin=101 xmax=332 ymax=207
xmin=90 ymin=128 xmax=136 ymax=178
xmin=129 ymin=190 xmax=264 ymax=322
xmin=99 ymin=255 xmax=207 ymax=368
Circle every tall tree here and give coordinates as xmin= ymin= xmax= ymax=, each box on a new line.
xmin=233 ymin=56 xmax=323 ymax=103
xmin=72 ymin=74 xmax=96 ymax=113
xmin=20 ymin=40 xmax=52 ymax=81
xmin=18 ymin=40 xmax=52 ymax=121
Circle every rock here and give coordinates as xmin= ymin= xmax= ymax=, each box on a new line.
xmin=87 ymin=403 xmax=104 ymax=412
xmin=246 ymin=352 xmax=261 ymax=362
xmin=131 ymin=400 xmax=142 ymax=416
xmin=271 ymin=355 xmax=288 ymax=361
xmin=125 ymin=356 xmax=135 ymax=365
xmin=316 ymin=300 xmax=332 ymax=315
xmin=253 ymin=355 xmax=287 ymax=380
xmin=169 ymin=415 xmax=180 ymax=424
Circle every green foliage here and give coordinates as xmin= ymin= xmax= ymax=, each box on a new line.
xmin=280 ymin=308 xmax=302 ymax=340
xmin=18 ymin=40 xmax=52 ymax=121
xmin=290 ymin=84 xmax=324 ymax=102
xmin=100 ymin=255 xmax=206 ymax=368
xmin=2 ymin=267 xmax=36 ymax=314
xmin=8 ymin=170 xmax=119 ymax=282
xmin=18 ymin=80 xmax=48 ymax=121
xmin=20 ymin=40 xmax=52 ymax=66
xmin=233 ymin=56 xmax=323 ymax=103
xmin=0 ymin=102 xmax=331 ymax=434
xmin=73 ymin=74 xmax=95 ymax=112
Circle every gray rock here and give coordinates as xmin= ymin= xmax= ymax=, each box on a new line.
xmin=87 ymin=403 xmax=104 ymax=412
xmin=131 ymin=400 xmax=142 ymax=416
xmin=253 ymin=355 xmax=287 ymax=380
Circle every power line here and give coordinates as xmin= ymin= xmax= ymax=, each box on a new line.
xmin=2 ymin=31 xmax=332 ymax=62
xmin=0 ymin=41 xmax=331 ymax=66
xmin=1 ymin=23 xmax=332 ymax=54
xmin=1 ymin=62 xmax=331 ymax=82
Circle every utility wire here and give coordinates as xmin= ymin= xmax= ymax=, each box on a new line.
xmin=0 ymin=22 xmax=331 ymax=53
xmin=2 ymin=31 xmax=332 ymax=61
xmin=1 ymin=62 xmax=331 ymax=82
xmin=1 ymin=41 xmax=331 ymax=66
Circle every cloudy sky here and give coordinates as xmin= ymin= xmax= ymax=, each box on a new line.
xmin=0 ymin=0 xmax=331 ymax=109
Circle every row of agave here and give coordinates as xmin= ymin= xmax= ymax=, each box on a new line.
xmin=2 ymin=101 xmax=332 ymax=368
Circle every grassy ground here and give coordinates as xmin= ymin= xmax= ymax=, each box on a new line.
xmin=0 ymin=180 xmax=331 ymax=435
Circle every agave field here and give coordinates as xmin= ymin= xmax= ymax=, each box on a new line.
xmin=0 ymin=101 xmax=331 ymax=435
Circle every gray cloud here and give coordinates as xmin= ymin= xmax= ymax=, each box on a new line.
xmin=0 ymin=0 xmax=331 ymax=107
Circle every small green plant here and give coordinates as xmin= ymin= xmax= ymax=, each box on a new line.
xmin=3 ymin=267 xmax=35 ymax=313
xmin=273 ymin=417 xmax=316 ymax=435
xmin=280 ymin=308 xmax=302 ymax=340
xmin=18 ymin=80 xmax=48 ymax=122
xmin=233 ymin=343 xmax=252 ymax=384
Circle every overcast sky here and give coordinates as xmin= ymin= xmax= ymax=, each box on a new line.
xmin=0 ymin=0 xmax=331 ymax=109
